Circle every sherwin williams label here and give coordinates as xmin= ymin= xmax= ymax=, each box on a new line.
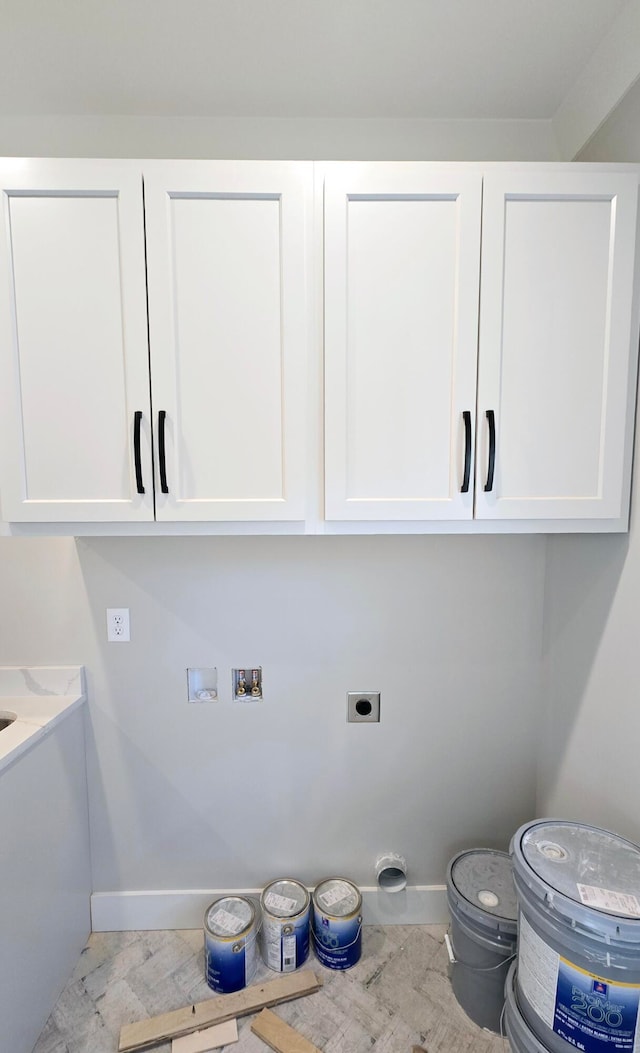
xmin=312 ymin=912 xmax=362 ymax=970
xmin=208 ymin=907 xmax=246 ymax=935
xmin=555 ymin=960 xmax=639 ymax=1052
xmin=264 ymin=891 xmax=297 ymax=913
xmin=262 ymin=913 xmax=310 ymax=972
xmin=205 ymin=931 xmax=258 ymax=993
xmin=518 ymin=913 xmax=640 ymax=1053
xmin=576 ymin=885 xmax=640 ymax=918
xmin=318 ymin=882 xmax=353 ymax=910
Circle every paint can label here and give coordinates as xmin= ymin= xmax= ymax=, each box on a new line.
xmin=262 ymin=914 xmax=309 ymax=972
xmin=204 ymin=896 xmax=258 ymax=994
xmin=205 ymin=929 xmax=258 ymax=993
xmin=312 ymin=913 xmax=362 ymax=970
xmin=311 ymin=878 xmax=362 ymax=970
xmin=518 ymin=912 xmax=640 ymax=1053
xmin=260 ymin=880 xmax=311 ymax=973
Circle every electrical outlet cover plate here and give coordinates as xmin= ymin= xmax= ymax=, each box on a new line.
xmin=106 ymin=608 xmax=130 ymax=642
xmin=347 ymin=691 xmax=380 ymax=722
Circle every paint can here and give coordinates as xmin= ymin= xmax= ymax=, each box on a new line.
xmin=511 ymin=819 xmax=640 ymax=1053
xmin=505 ymin=961 xmax=550 ymax=1053
xmin=260 ymin=878 xmax=310 ymax=972
xmin=204 ymin=895 xmax=260 ymax=994
xmin=311 ymin=877 xmax=362 ymax=970
xmin=446 ymin=848 xmax=518 ymax=1032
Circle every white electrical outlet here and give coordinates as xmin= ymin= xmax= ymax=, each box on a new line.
xmin=106 ymin=608 xmax=130 ymax=642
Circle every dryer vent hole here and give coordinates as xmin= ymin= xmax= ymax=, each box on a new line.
xmin=378 ymin=866 xmax=407 ymax=892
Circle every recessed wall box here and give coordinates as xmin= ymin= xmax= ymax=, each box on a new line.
xmin=187 ymin=668 xmax=218 ymax=702
xmin=233 ymin=667 xmax=262 ymax=701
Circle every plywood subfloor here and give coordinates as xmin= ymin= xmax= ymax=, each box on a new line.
xmin=32 ymin=925 xmax=506 ymax=1053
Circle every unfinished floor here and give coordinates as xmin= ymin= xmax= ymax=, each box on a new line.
xmin=32 ymin=924 xmax=507 ymax=1053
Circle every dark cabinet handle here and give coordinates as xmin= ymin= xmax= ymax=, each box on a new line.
xmin=484 ymin=409 xmax=496 ymax=492
xmin=461 ymin=410 xmax=472 ymax=493
xmin=158 ymin=410 xmax=169 ymax=494
xmin=133 ymin=411 xmax=145 ymax=494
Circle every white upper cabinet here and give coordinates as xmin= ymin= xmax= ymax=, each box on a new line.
xmin=0 ymin=159 xmax=638 ymax=533
xmin=0 ymin=159 xmax=313 ymax=525
xmin=0 ymin=160 xmax=153 ymax=522
xmin=324 ymin=164 xmax=483 ymax=520
xmin=323 ymin=164 xmax=640 ymax=531
xmin=475 ymin=171 xmax=639 ymax=525
xmin=143 ymin=161 xmax=312 ymax=522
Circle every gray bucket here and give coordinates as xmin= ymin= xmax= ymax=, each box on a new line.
xmin=505 ymin=961 xmax=549 ymax=1053
xmin=511 ymin=819 xmax=640 ymax=1053
xmin=446 ymin=848 xmax=518 ymax=1032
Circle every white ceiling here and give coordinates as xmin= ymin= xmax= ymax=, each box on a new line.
xmin=0 ymin=0 xmax=632 ymax=120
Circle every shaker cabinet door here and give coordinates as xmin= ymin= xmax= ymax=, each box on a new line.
xmin=476 ymin=172 xmax=639 ymax=525
xmin=1 ymin=160 xmax=637 ymax=534
xmin=0 ymin=160 xmax=153 ymax=522
xmin=323 ymin=164 xmax=482 ymax=520
xmin=143 ymin=162 xmax=313 ymax=522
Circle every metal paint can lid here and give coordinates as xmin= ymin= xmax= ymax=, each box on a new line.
xmin=516 ymin=820 xmax=640 ymax=918
xmin=205 ymin=895 xmax=256 ymax=939
xmin=448 ymin=849 xmax=518 ymax=929
xmin=261 ymin=879 xmax=310 ymax=919
xmin=313 ymin=878 xmax=361 ymax=918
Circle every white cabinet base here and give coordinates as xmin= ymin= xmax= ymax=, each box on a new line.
xmin=0 ymin=709 xmax=91 ymax=1053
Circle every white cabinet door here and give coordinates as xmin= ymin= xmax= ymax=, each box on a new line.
xmin=143 ymin=162 xmax=312 ymax=522
xmin=0 ymin=160 xmax=153 ymax=522
xmin=476 ymin=171 xmax=639 ymax=525
xmin=324 ymin=164 xmax=482 ymax=520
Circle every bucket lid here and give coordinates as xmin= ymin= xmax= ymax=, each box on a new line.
xmin=447 ymin=849 xmax=518 ymax=932
xmin=261 ymin=879 xmax=310 ymax=918
xmin=313 ymin=878 xmax=361 ymax=918
xmin=205 ymin=895 xmax=255 ymax=938
xmin=512 ymin=820 xmax=640 ymax=937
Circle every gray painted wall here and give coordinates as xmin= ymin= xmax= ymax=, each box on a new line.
xmin=578 ymin=77 xmax=640 ymax=163
xmin=0 ymin=116 xmax=569 ymax=900
xmin=539 ymin=90 xmax=640 ymax=840
xmin=538 ymin=527 xmax=639 ymax=836
xmin=0 ymin=114 xmax=558 ymax=161
xmin=0 ymin=534 xmax=545 ymax=891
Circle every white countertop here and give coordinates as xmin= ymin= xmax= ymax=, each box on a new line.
xmin=0 ymin=666 xmax=85 ymax=775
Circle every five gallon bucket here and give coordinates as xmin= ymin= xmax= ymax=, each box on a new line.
xmin=511 ymin=819 xmax=640 ymax=1053
xmin=260 ymin=878 xmax=310 ymax=972
xmin=446 ymin=848 xmax=518 ymax=1032
xmin=312 ymin=878 xmax=362 ymax=970
xmin=505 ymin=961 xmax=550 ymax=1053
xmin=204 ymin=895 xmax=260 ymax=993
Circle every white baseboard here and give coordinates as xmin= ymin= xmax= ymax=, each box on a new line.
xmin=91 ymin=885 xmax=448 ymax=932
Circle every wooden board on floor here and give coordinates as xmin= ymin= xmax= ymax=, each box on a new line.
xmin=119 ymin=970 xmax=322 ymax=1052
xmin=251 ymin=1008 xmax=322 ymax=1053
xmin=172 ymin=1019 xmax=238 ymax=1052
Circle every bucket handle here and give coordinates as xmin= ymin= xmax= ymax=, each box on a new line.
xmin=446 ymin=928 xmax=516 ymax=974
xmin=499 ymin=1000 xmax=507 ymax=1041
xmin=231 ymin=922 xmax=262 ymax=953
xmin=311 ymin=921 xmax=362 ymax=952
